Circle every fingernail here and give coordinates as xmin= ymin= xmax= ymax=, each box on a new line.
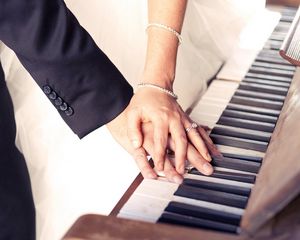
xmin=132 ymin=140 xmax=140 ymax=149
xmin=173 ymin=175 xmax=183 ymax=184
xmin=206 ymin=153 xmax=212 ymax=162
xmin=203 ymin=163 xmax=213 ymax=175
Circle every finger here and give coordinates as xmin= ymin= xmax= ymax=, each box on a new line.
xmin=169 ymin=120 xmax=187 ymax=175
xmin=163 ymin=158 xmax=183 ymax=184
xmin=187 ymin=143 xmax=214 ymax=175
xmin=198 ymin=127 xmax=223 ymax=157
xmin=127 ymin=108 xmax=143 ymax=149
xmin=133 ymin=147 xmax=157 ymax=179
xmin=183 ymin=119 xmax=211 ymax=162
xmin=169 ymin=138 xmax=213 ymax=175
xmin=153 ymin=119 xmax=168 ymax=171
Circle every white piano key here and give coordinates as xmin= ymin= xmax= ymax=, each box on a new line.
xmin=216 ymin=145 xmax=265 ymax=158
xmin=214 ymin=167 xmax=257 ymax=176
xmin=119 ymin=179 xmax=245 ymax=222
xmin=191 ymin=102 xmax=226 ymax=115
xmin=118 ymin=194 xmax=169 ymax=223
xmin=184 ymin=173 xmax=254 ymax=189
xmin=192 ymin=113 xmax=220 ymax=125
xmin=202 ymin=95 xmax=232 ymax=104
xmin=214 ymin=124 xmax=272 ymax=140
xmin=118 ymin=212 xmax=158 ymax=223
xmin=134 ymin=179 xmax=178 ymax=198
xmin=209 ymin=80 xmax=240 ymax=90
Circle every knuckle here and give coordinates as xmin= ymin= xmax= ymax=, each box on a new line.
xmin=159 ymin=111 xmax=170 ymax=122
xmin=172 ymin=112 xmax=181 ymax=121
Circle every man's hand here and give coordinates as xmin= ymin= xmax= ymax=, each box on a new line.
xmin=106 ymin=106 xmax=157 ymax=179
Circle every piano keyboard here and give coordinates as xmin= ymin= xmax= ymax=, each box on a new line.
xmin=117 ymin=7 xmax=298 ymax=234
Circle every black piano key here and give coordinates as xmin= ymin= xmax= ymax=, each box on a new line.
xmin=245 ymin=72 xmax=292 ymax=83
xmin=217 ymin=116 xmax=275 ymax=132
xmin=280 ymin=16 xmax=295 ymax=22
xmin=227 ymin=103 xmax=281 ymax=117
xmin=243 ymin=77 xmax=291 ymax=88
xmin=212 ymin=125 xmax=271 ymax=142
xmin=158 ymin=212 xmax=239 ymax=234
xmin=248 ymin=66 xmax=294 ymax=78
xmin=255 ymin=55 xmax=291 ymax=65
xmin=183 ymin=178 xmax=251 ymax=197
xmin=211 ymin=156 xmax=261 ymax=174
xmin=221 ymin=153 xmax=262 ymax=163
xmin=267 ymin=40 xmax=283 ymax=46
xmin=230 ymin=95 xmax=283 ymax=111
xmin=165 ymin=201 xmax=242 ymax=225
xmin=274 ymin=22 xmax=291 ymax=29
xmin=238 ymin=82 xmax=289 ymax=96
xmin=222 ymin=109 xmax=278 ymax=124
xmin=174 ymin=185 xmax=248 ymax=208
xmin=263 ymin=45 xmax=280 ymax=51
xmin=259 ymin=48 xmax=283 ymax=56
xmin=268 ymin=34 xmax=285 ymax=42
xmin=251 ymin=61 xmax=296 ymax=72
xmin=234 ymin=89 xmax=285 ymax=102
xmin=210 ymin=134 xmax=268 ymax=152
xmin=188 ymin=169 xmax=256 ymax=184
xmin=274 ymin=23 xmax=291 ymax=32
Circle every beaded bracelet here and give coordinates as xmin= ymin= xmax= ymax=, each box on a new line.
xmin=146 ymin=23 xmax=183 ymax=44
xmin=136 ymin=83 xmax=178 ymax=100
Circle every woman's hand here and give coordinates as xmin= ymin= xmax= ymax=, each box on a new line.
xmin=106 ymin=99 xmax=220 ymax=182
xmin=126 ymin=87 xmax=212 ymax=175
xmin=107 ymin=107 xmax=218 ymax=183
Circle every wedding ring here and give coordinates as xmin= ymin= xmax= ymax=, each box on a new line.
xmin=185 ymin=122 xmax=198 ymax=133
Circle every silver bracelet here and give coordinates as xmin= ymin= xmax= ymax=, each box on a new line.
xmin=136 ymin=83 xmax=178 ymax=100
xmin=146 ymin=23 xmax=183 ymax=44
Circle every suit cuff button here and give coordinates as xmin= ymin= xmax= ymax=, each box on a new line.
xmin=49 ymin=91 xmax=57 ymax=100
xmin=43 ymin=85 xmax=52 ymax=95
xmin=54 ymin=97 xmax=63 ymax=106
xmin=60 ymin=102 xmax=68 ymax=111
xmin=65 ymin=107 xmax=74 ymax=116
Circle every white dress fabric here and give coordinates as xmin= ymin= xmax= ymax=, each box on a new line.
xmin=0 ymin=0 xmax=265 ymax=239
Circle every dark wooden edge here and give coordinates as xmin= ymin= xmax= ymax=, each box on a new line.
xmin=267 ymin=0 xmax=300 ymax=7
xmin=109 ymin=173 xmax=143 ymax=216
xmin=63 ymin=214 xmax=242 ymax=240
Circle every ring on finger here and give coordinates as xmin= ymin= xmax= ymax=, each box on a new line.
xmin=185 ymin=122 xmax=198 ymax=133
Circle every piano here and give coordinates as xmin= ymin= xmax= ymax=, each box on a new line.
xmin=63 ymin=4 xmax=300 ymax=240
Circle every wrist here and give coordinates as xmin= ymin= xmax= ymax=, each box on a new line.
xmin=142 ymin=69 xmax=175 ymax=91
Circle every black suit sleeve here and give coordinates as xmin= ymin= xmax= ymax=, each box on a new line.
xmin=0 ymin=0 xmax=133 ymax=138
